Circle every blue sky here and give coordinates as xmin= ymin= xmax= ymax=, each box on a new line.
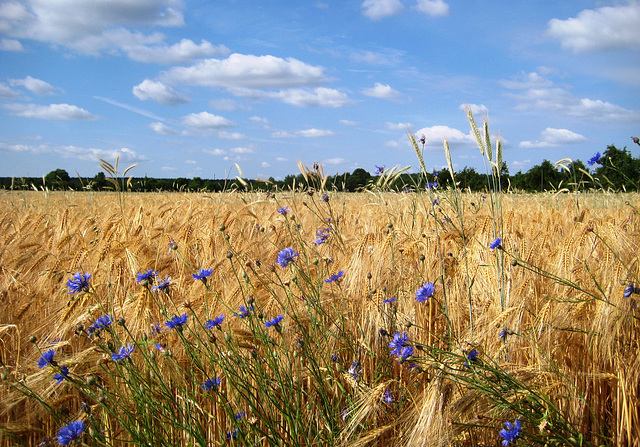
xmin=0 ymin=0 xmax=639 ymax=180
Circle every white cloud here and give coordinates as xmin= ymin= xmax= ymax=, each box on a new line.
xmin=414 ymin=125 xmax=475 ymax=146
xmin=361 ymin=83 xmax=403 ymax=101
xmin=519 ymin=128 xmax=588 ymax=148
xmin=203 ymin=148 xmax=226 ymax=156
xmin=125 ymin=39 xmax=230 ymax=64
xmin=500 ymin=72 xmax=554 ymax=90
xmin=340 ymin=119 xmax=360 ymax=126
xmin=271 ymin=131 xmax=297 ymax=139
xmin=547 ymin=3 xmax=640 ymax=53
xmin=161 ymin=166 xmax=177 ymax=171
xmin=162 ymin=53 xmax=327 ymax=89
xmin=209 ymin=98 xmax=247 ymax=111
xmin=218 ymin=131 xmax=246 ymax=140
xmin=324 ymin=157 xmax=346 ymax=164
xmin=0 ymin=0 xmax=184 ymax=55
xmin=133 ymin=79 xmax=190 ymax=105
xmin=349 ymin=48 xmax=404 ymax=66
xmin=415 ymin=0 xmax=449 ymax=17
xmin=250 ymin=116 xmax=269 ymax=125
xmin=231 ymin=87 xmax=350 ymax=108
xmin=181 ymin=111 xmax=235 ymax=129
xmin=4 ymin=103 xmax=98 ymax=120
xmin=460 ymin=103 xmax=489 ymax=116
xmin=0 ymin=38 xmax=24 ymax=51
xmin=261 ymin=161 xmax=271 ymax=168
xmin=298 ymin=128 xmax=335 ymax=138
xmin=507 ymin=87 xmax=639 ymax=121
xmin=94 ymin=96 xmax=165 ymax=121
xmin=0 ymin=141 xmax=148 ymax=162
xmin=9 ymin=76 xmax=56 ymax=95
xmin=362 ymin=0 xmax=404 ymax=20
xmin=0 ymin=83 xmax=19 ymax=99
xmin=150 ymin=122 xmax=179 ymax=135
xmin=276 ymin=157 xmax=288 ymax=162
xmin=386 ymin=122 xmax=412 ymax=130
xmin=230 ymin=146 xmax=255 ymax=154
xmin=185 ymin=159 xmax=197 ymax=164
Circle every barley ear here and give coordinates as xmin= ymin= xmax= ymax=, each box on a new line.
xmin=409 ymin=132 xmax=427 ymax=176
xmin=466 ymin=106 xmax=484 ymax=157
xmin=444 ymin=139 xmax=455 ymax=182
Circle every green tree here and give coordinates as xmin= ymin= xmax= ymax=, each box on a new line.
xmin=345 ymin=168 xmax=371 ymax=192
xmin=596 ymin=145 xmax=640 ymax=191
xmin=44 ymin=169 xmax=71 ymax=189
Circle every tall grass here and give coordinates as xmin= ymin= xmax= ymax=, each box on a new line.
xmin=0 ymin=117 xmax=639 ymax=446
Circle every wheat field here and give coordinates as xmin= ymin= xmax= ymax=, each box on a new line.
xmin=0 ymin=190 xmax=638 ymax=446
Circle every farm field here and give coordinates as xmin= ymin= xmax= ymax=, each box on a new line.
xmin=0 ymin=190 xmax=639 ymax=446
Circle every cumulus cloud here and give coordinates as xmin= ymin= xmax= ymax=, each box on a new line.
xmin=415 ymin=0 xmax=449 ymax=17
xmin=230 ymin=87 xmax=350 ymax=108
xmin=0 ymin=38 xmax=24 ymax=51
xmin=181 ymin=111 xmax=235 ymax=129
xmin=4 ymin=103 xmax=98 ymax=120
xmin=230 ymin=146 xmax=255 ymax=154
xmin=271 ymin=131 xmax=297 ymax=139
xmin=362 ymin=0 xmax=404 ymax=20
xmin=9 ymin=76 xmax=56 ymax=95
xmin=340 ymin=119 xmax=360 ymax=126
xmin=519 ymin=128 xmax=587 ymax=148
xmin=162 ymin=53 xmax=327 ymax=89
xmin=0 ymin=0 xmax=184 ymax=55
xmin=125 ymin=39 xmax=229 ymax=64
xmin=547 ymin=2 xmax=640 ymax=53
xmin=413 ymin=125 xmax=475 ymax=146
xmin=361 ymin=83 xmax=403 ymax=101
xmin=133 ymin=79 xmax=190 ymax=105
xmin=0 ymin=141 xmax=148 ymax=162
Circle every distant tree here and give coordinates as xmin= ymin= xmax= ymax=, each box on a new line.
xmin=345 ymin=168 xmax=371 ymax=192
xmin=44 ymin=169 xmax=71 ymax=189
xmin=596 ymin=145 xmax=640 ymax=191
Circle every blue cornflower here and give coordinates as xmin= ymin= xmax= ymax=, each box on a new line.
xmin=150 ymin=322 xmax=163 ymax=335
xmin=54 ymin=366 xmax=69 ymax=384
xmin=325 ymin=270 xmax=344 ymax=283
xmin=111 ymin=344 xmax=135 ymax=361
xmin=348 ymin=360 xmax=361 ymax=380
xmin=57 ymin=420 xmax=84 ymax=446
xmin=276 ymin=248 xmax=299 ymax=268
xmin=201 ymin=377 xmax=221 ymax=391
xmin=499 ymin=328 xmax=509 ymax=340
xmin=499 ymin=419 xmax=522 ymax=447
xmin=426 ymin=182 xmax=438 ymax=190
xmin=264 ymin=314 xmax=284 ymax=328
xmin=314 ymin=228 xmax=331 ymax=245
xmin=389 ymin=333 xmax=408 ymax=355
xmin=87 ymin=314 xmax=113 ymax=336
xmin=588 ymin=152 xmax=602 ymax=166
xmin=277 ymin=206 xmax=290 ymax=215
xmin=624 ymin=283 xmax=636 ymax=298
xmin=375 ymin=165 xmax=385 ymax=175
xmin=490 ymin=238 xmax=502 ymax=250
xmin=383 ymin=297 xmax=397 ymax=304
xmin=235 ymin=411 xmax=246 ymax=420
xmin=464 ymin=349 xmax=479 ymax=367
xmin=415 ymin=282 xmax=435 ymax=303
xmin=205 ymin=314 xmax=225 ymax=329
xmin=67 ymin=272 xmax=91 ymax=294
xmin=166 ymin=313 xmax=188 ymax=330
xmin=136 ymin=269 xmax=157 ymax=284
xmin=321 ymin=193 xmax=329 ymax=203
xmin=192 ymin=268 xmax=213 ymax=281
xmin=226 ymin=428 xmax=238 ymax=440
xmin=38 ymin=349 xmax=56 ymax=369
xmin=383 ymin=388 xmax=393 ymax=403
xmin=152 ymin=275 xmax=171 ymax=292
xmin=235 ymin=305 xmax=253 ymax=318
xmin=331 ymin=353 xmax=339 ymax=363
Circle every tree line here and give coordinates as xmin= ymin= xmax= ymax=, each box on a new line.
xmin=2 ymin=145 xmax=638 ymax=193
